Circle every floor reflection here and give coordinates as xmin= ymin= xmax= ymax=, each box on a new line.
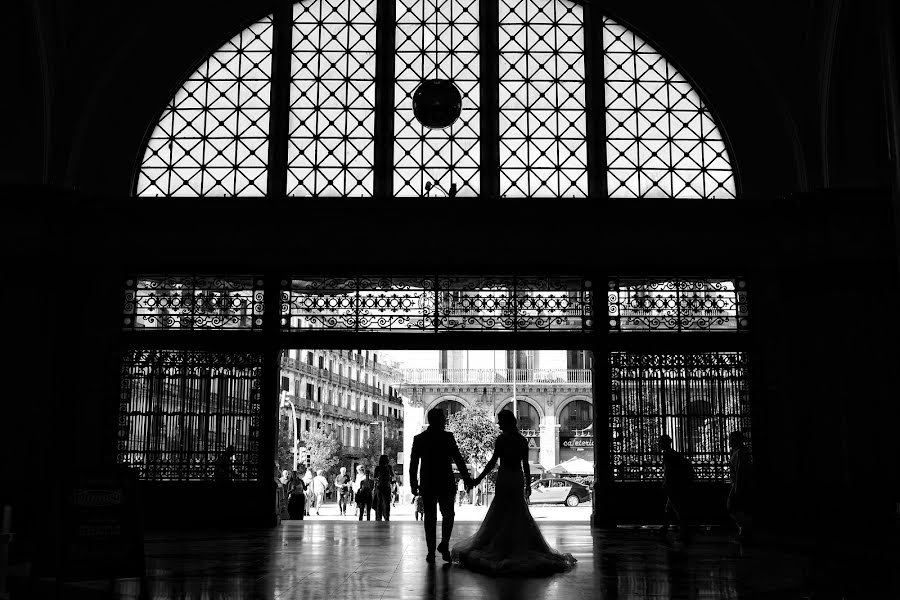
xmin=12 ymin=522 xmax=899 ymax=599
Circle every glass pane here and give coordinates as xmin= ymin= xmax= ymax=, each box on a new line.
xmin=288 ymin=0 xmax=377 ymax=196
xmin=394 ymin=0 xmax=481 ymax=197
xmin=499 ymin=0 xmax=587 ymax=197
xmin=136 ymin=16 xmax=273 ymax=196
xmin=603 ymin=17 xmax=736 ymax=199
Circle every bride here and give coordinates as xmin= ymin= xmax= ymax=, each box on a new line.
xmin=451 ymin=409 xmax=577 ymax=576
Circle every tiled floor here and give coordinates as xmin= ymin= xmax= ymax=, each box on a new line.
xmin=13 ymin=520 xmax=900 ymax=599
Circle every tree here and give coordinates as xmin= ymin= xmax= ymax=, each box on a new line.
xmin=361 ymin=428 xmax=403 ymax=470
xmin=446 ymin=406 xmax=500 ymax=489
xmin=277 ymin=415 xmax=298 ymax=472
xmin=301 ymin=428 xmax=341 ymax=474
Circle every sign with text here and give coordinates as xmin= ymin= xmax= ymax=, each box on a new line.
xmin=560 ymin=436 xmax=594 ymax=448
xmin=59 ymin=467 xmax=144 ymax=580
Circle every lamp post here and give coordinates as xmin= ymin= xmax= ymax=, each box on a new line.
xmin=280 ymin=395 xmax=299 ymax=471
xmin=370 ymin=420 xmax=385 ymax=456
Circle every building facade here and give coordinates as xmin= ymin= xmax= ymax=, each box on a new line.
xmin=399 ymin=350 xmax=594 ymax=495
xmin=280 ymin=349 xmax=404 ymax=472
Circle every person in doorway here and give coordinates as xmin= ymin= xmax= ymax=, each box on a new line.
xmin=312 ymin=469 xmax=329 ymax=516
xmin=409 ymin=407 xmax=473 ymax=563
xmin=356 ymin=468 xmax=374 ymax=520
xmin=391 ymin=480 xmax=399 ymax=507
xmin=457 ymin=477 xmax=467 ymax=506
xmin=727 ymin=431 xmax=754 ymax=542
xmin=302 ymin=467 xmax=314 ymax=516
xmin=334 ymin=466 xmax=351 ymax=516
xmin=474 ymin=485 xmax=483 ymax=507
xmin=657 ymin=434 xmax=693 ymax=541
xmin=214 ymin=445 xmax=236 ymax=483
xmin=374 ymin=454 xmax=395 ymax=521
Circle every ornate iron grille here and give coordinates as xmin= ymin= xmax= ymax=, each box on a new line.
xmin=608 ymin=277 xmax=748 ymax=332
xmin=602 ymin=17 xmax=736 ymax=199
xmin=136 ymin=15 xmax=273 ymax=196
xmin=499 ymin=0 xmax=587 ymax=197
xmin=288 ymin=0 xmax=377 ymax=196
xmin=117 ymin=350 xmax=263 ymax=481
xmin=281 ymin=275 xmax=593 ymax=331
xmin=394 ymin=0 xmax=480 ymax=197
xmin=609 ymin=352 xmax=750 ymax=482
xmin=123 ymin=275 xmax=265 ymax=331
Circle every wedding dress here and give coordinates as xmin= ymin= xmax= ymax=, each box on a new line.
xmin=451 ymin=432 xmax=577 ymax=576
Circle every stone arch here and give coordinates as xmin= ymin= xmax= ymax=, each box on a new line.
xmin=498 ymin=396 xmax=543 ymax=432
xmin=427 ymin=395 xmax=469 ymax=418
xmin=556 ymin=395 xmax=593 ymax=426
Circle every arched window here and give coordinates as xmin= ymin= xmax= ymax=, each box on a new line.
xmin=560 ymin=399 xmax=592 ymax=432
xmin=434 ymin=399 xmax=465 ymax=419
xmin=136 ymin=4 xmax=735 ymax=199
xmin=501 ymin=400 xmax=540 ymax=431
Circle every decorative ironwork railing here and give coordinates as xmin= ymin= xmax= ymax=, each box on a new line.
xmin=608 ymin=277 xmax=748 ymax=332
xmin=118 ymin=349 xmax=262 ymax=481
xmin=123 ymin=275 xmax=265 ymax=331
xmin=281 ymin=276 xmax=593 ymax=332
xmin=609 ymin=351 xmax=749 ymax=482
xmin=400 ymin=368 xmax=592 ymax=385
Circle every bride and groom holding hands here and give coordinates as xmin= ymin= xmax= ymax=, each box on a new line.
xmin=409 ymin=407 xmax=576 ymax=576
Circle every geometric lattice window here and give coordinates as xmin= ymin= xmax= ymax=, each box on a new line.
xmin=136 ymin=16 xmax=273 ymax=196
xmin=603 ymin=17 xmax=736 ymax=199
xmin=610 ymin=352 xmax=750 ymax=482
xmin=122 ymin=275 xmax=265 ymax=331
xmin=608 ymin=277 xmax=748 ymax=332
xmin=499 ymin=0 xmax=587 ymax=197
xmin=118 ymin=350 xmax=262 ymax=481
xmin=135 ymin=6 xmax=738 ymax=199
xmin=288 ymin=0 xmax=377 ymax=196
xmin=281 ymin=275 xmax=592 ymax=332
xmin=394 ymin=0 xmax=480 ymax=197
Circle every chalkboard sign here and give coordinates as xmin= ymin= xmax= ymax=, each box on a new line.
xmin=58 ymin=466 xmax=144 ymax=580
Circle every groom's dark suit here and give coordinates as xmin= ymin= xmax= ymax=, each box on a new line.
xmin=410 ymin=425 xmax=470 ymax=557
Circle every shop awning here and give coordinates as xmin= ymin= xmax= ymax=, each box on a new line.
xmin=546 ymin=457 xmax=594 ymax=475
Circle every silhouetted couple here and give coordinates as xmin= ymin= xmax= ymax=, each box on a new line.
xmin=409 ymin=408 xmax=576 ymax=576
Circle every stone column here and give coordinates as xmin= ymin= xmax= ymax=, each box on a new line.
xmin=539 ymin=410 xmax=558 ymax=469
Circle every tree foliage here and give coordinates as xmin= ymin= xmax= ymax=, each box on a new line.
xmin=361 ymin=428 xmax=403 ymax=469
xmin=277 ymin=415 xmax=298 ymax=472
xmin=446 ymin=406 xmax=499 ymax=474
xmin=301 ymin=428 xmax=341 ymax=474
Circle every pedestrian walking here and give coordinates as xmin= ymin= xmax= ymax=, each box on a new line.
xmin=728 ymin=431 xmax=754 ymax=542
xmin=353 ymin=465 xmax=365 ymax=517
xmin=374 ymin=455 xmax=395 ymax=521
xmin=312 ymin=469 xmax=329 ymax=515
xmin=334 ymin=466 xmax=351 ymax=516
xmin=287 ymin=471 xmax=306 ymax=520
xmin=657 ymin=434 xmax=693 ymax=541
xmin=413 ymin=493 xmax=425 ymax=521
xmin=356 ymin=468 xmax=374 ymax=521
xmin=302 ymin=468 xmax=314 ymax=516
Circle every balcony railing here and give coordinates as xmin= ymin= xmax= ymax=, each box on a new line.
xmin=399 ymin=368 xmax=592 ymax=385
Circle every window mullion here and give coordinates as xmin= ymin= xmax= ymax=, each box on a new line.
xmin=373 ymin=0 xmax=397 ymax=199
xmin=480 ymin=0 xmax=499 ymax=199
xmin=266 ymin=0 xmax=293 ymax=197
xmin=584 ymin=6 xmax=608 ymax=199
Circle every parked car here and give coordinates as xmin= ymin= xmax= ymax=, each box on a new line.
xmin=529 ymin=477 xmax=591 ymax=507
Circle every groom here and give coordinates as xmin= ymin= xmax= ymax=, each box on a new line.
xmin=410 ymin=408 xmax=473 ymax=563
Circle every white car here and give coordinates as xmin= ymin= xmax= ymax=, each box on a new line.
xmin=529 ymin=477 xmax=591 ymax=507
